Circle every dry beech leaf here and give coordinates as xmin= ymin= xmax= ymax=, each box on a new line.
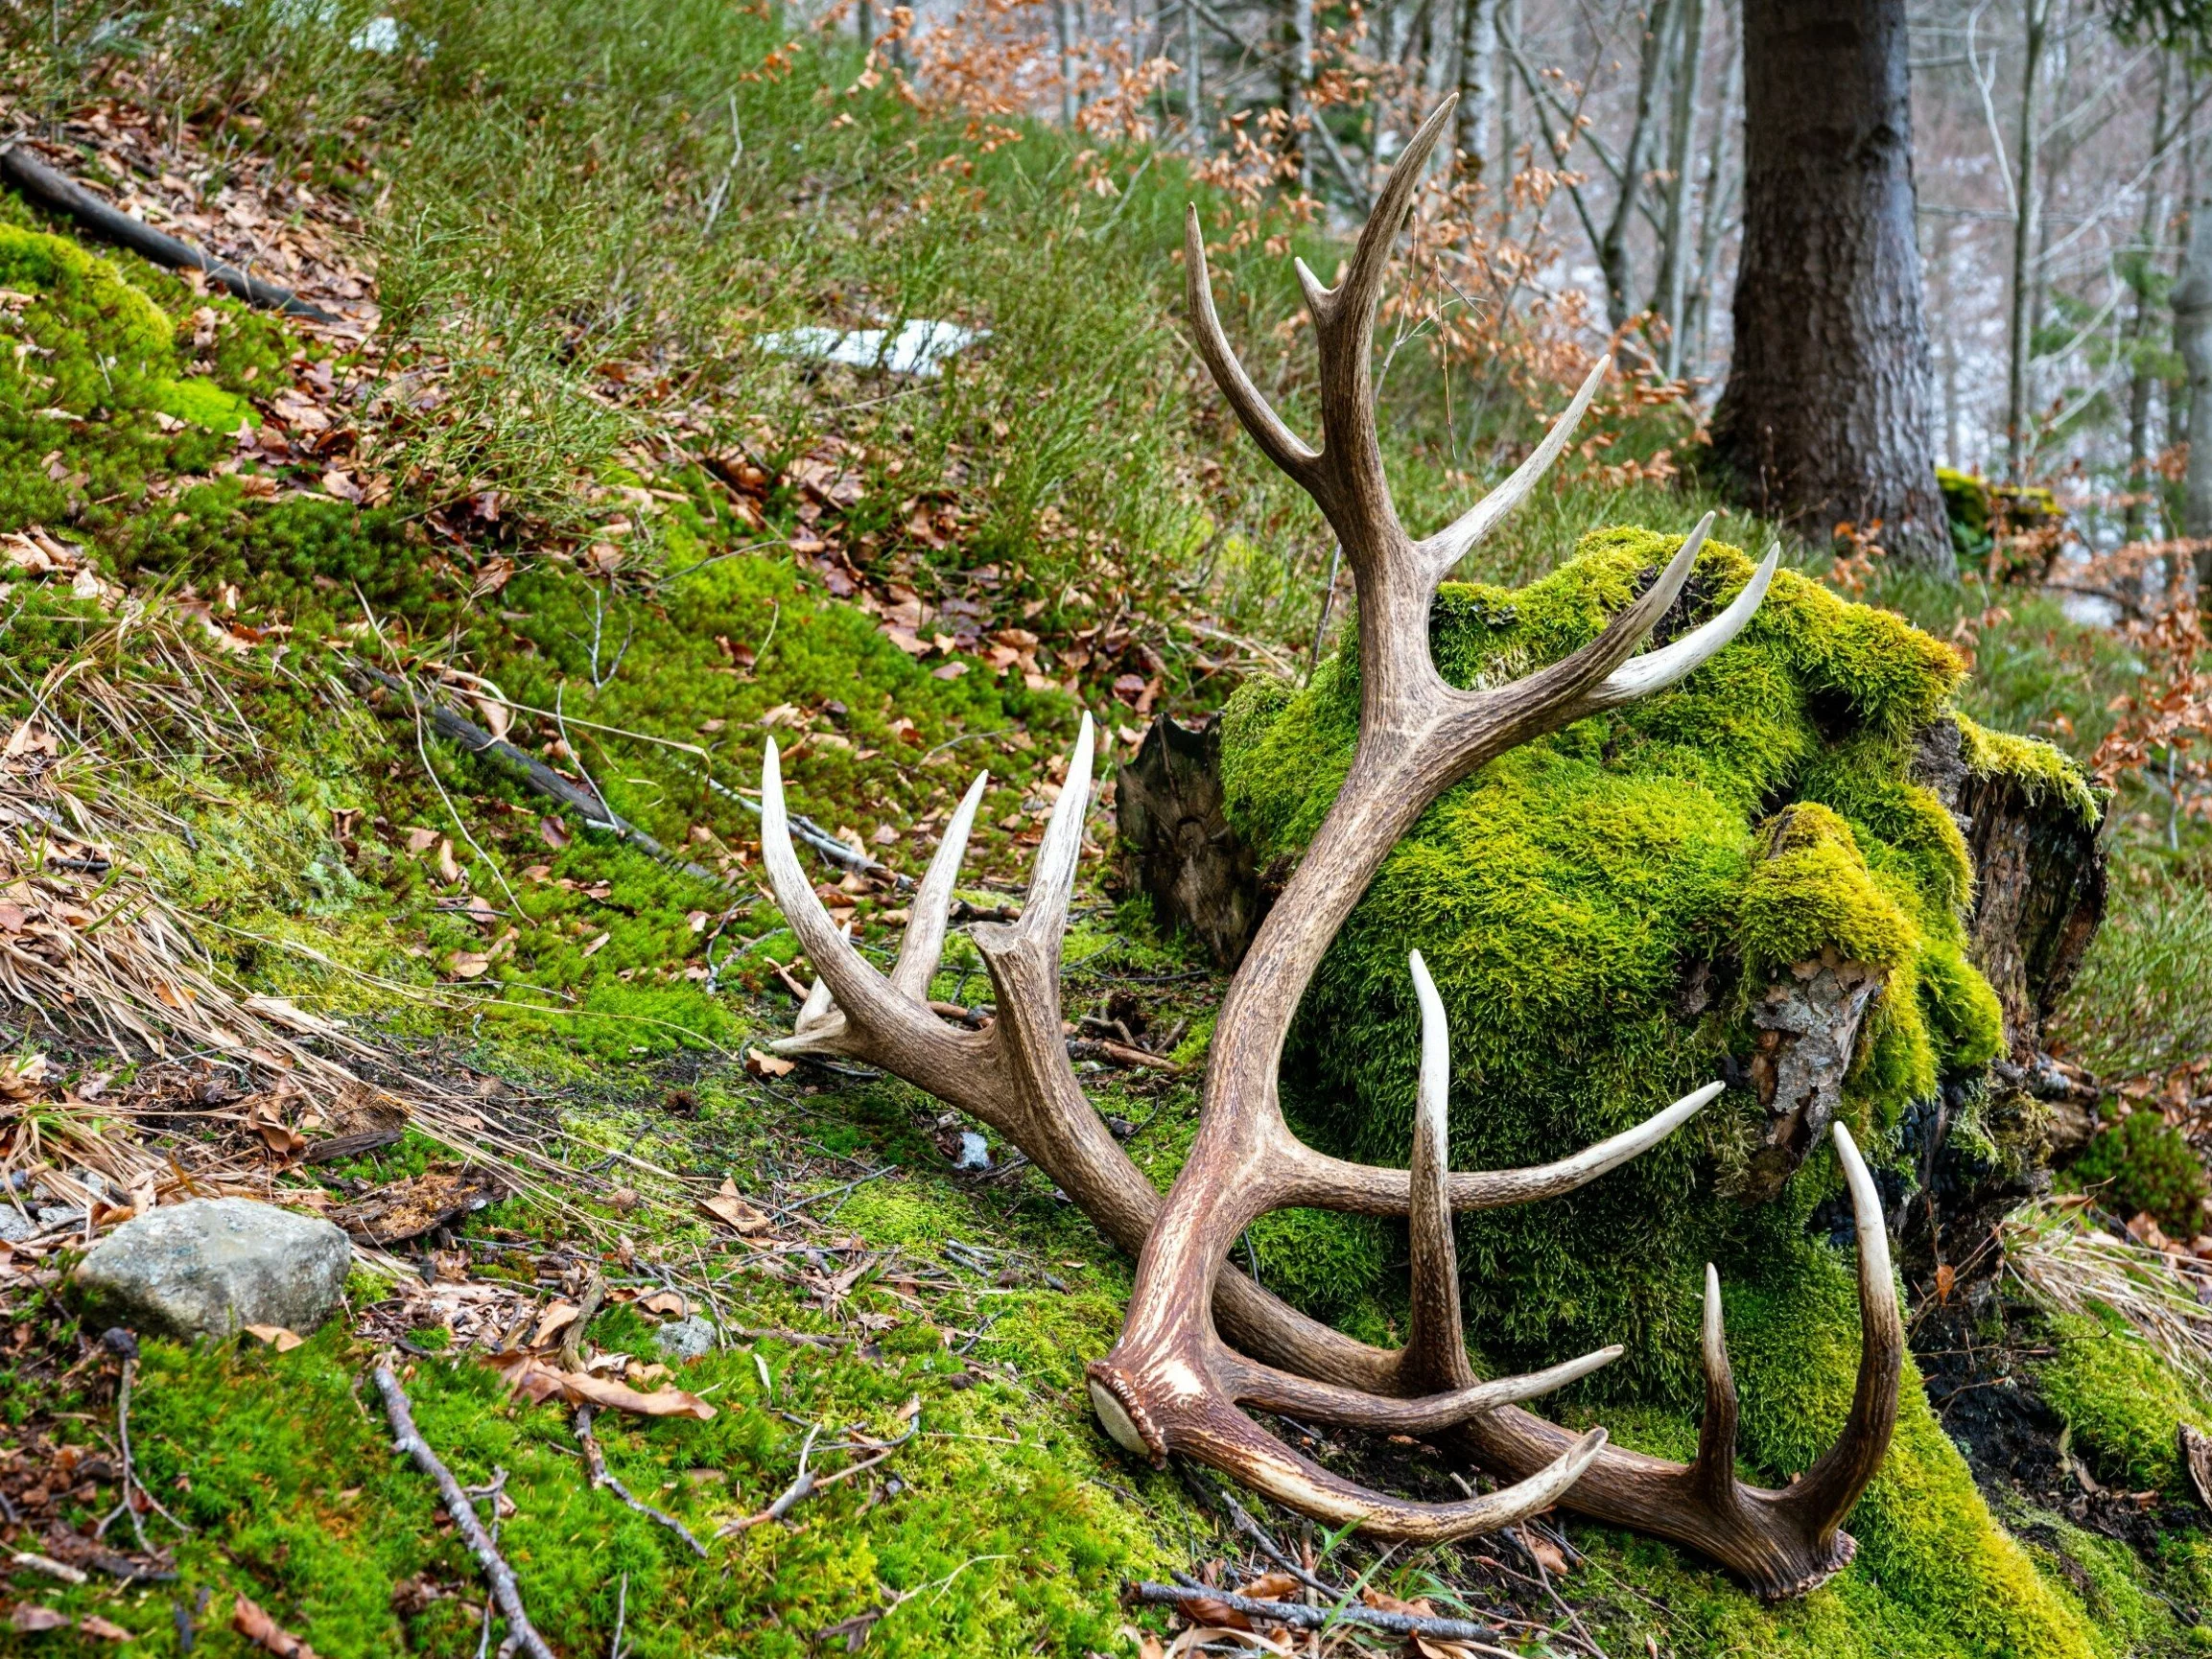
xmin=491 ymin=1353 xmax=717 ymax=1420
xmin=233 ymin=1593 xmax=319 ymax=1656
xmin=405 ymin=827 xmax=439 ymax=853
xmin=638 ymin=1290 xmax=690 ymax=1318
xmin=696 ymin=1178 xmax=772 ymax=1235
xmin=79 ymin=1615 xmax=133 ymax=1642
xmin=1518 ymin=1525 xmax=1571 ymax=1577
xmin=9 ymin=1606 xmax=68 ymax=1632
xmin=435 ymin=838 xmax=461 ymax=885
xmin=531 ymin=1300 xmax=581 ymax=1346
xmin=243 ymin=1323 xmax=304 ymax=1352
xmin=744 ymin=1047 xmax=795 ymax=1080
xmin=538 ymin=815 xmax=571 ymax=850
xmin=1229 ymin=1573 xmax=1301 ymax=1601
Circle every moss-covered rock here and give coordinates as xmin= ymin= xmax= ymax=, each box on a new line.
xmin=2069 ymin=1113 xmax=2211 ymax=1239
xmin=1217 ymin=526 xmax=2068 ymax=1393
xmin=2036 ymin=1309 xmax=2212 ymax=1493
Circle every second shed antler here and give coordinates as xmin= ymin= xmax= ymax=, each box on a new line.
xmin=759 ymin=95 xmax=1900 ymax=1598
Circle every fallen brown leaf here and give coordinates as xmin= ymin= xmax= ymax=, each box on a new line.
xmin=745 ymin=1047 xmax=795 ymax=1079
xmin=233 ymin=1594 xmax=318 ymax=1657
xmin=492 ymin=1353 xmax=717 ymax=1419
xmin=79 ymin=1614 xmax=133 ymax=1642
xmin=696 ymin=1178 xmax=773 ymax=1235
xmin=243 ymin=1324 xmax=304 ymax=1352
xmin=9 ymin=1605 xmax=68 ymax=1632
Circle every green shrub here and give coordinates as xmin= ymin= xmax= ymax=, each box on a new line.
xmin=2069 ymin=1110 xmax=2209 ymax=1237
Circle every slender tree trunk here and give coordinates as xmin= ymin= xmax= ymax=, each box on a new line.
xmin=2176 ymin=182 xmax=2212 ymax=595
xmin=1288 ymin=0 xmax=1314 ymax=190
xmin=1185 ymin=0 xmax=1205 ymax=152
xmin=1598 ymin=1 xmax=1676 ymax=332
xmin=1687 ymin=4 xmax=1741 ymax=378
xmin=1455 ymin=0 xmax=1498 ymax=174
xmin=1496 ymin=0 xmax=1519 ymax=177
xmin=2125 ymin=58 xmax=2174 ymax=545
xmin=1709 ymin=0 xmax=1952 ymax=573
xmin=858 ymin=0 xmax=875 ymax=53
xmin=2005 ymin=0 xmax=2050 ymax=479
xmin=1057 ymin=0 xmax=1079 ymax=127
xmin=1657 ymin=0 xmax=1709 ymax=376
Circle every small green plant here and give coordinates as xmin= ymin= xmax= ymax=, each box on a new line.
xmin=2070 ymin=1110 xmax=2210 ymax=1237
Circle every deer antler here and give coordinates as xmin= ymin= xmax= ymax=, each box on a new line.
xmin=755 ymin=93 xmax=1900 ymax=1596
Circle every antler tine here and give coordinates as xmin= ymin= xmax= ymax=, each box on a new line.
xmin=1403 ymin=951 xmax=1473 ymax=1390
xmin=1589 ymin=543 xmax=1781 ymax=709
xmin=1771 ymin=1122 xmax=1902 ymax=1541
xmin=758 ymin=741 xmax=980 ymax=1089
xmin=1296 ymin=94 xmax=1458 ymax=332
xmin=1094 ymin=1361 xmax=1611 ymax=1544
xmin=1418 ymin=357 xmax=1610 ymax=585
xmin=992 ymin=711 xmax=1094 ymax=952
xmin=1185 ymin=207 xmax=1319 ymax=482
xmin=1282 ymin=1080 xmax=1723 ymax=1214
xmin=1218 ymin=1343 xmax=1622 ymax=1434
xmin=888 ymin=770 xmax=990 ymax=1000
xmin=1690 ymin=1263 xmax=1741 ymax=1509
xmin=793 ymin=920 xmax=846 ymax=1034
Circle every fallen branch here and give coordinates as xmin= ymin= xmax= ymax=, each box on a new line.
xmin=0 ymin=143 xmax=337 ymax=320
xmin=347 ymin=659 xmax=712 ymax=879
xmin=687 ymin=762 xmax=908 ymax=886
xmin=1128 ymin=1581 xmax=1518 ymax=1652
xmin=559 ymin=1268 xmax=607 ymax=1372
xmin=717 ymin=1412 xmax=918 ymax=1537
xmin=372 ymin=1365 xmax=556 ymax=1659
xmin=576 ymin=1405 xmax=710 ymax=1559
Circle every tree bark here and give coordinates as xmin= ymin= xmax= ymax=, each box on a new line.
xmin=1708 ymin=0 xmax=1952 ymax=574
xmin=2126 ymin=57 xmax=2174 ymax=545
xmin=1454 ymin=0 xmax=1497 ymax=174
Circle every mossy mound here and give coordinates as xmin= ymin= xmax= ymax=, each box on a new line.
xmin=1219 ymin=526 xmax=2076 ymax=1392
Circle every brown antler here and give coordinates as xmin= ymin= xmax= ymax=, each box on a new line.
xmin=756 ymin=93 xmax=1900 ymax=1596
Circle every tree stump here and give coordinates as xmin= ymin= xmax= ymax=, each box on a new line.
xmin=1113 ymin=713 xmax=1265 ymax=968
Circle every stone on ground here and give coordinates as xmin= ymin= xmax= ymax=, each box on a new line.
xmin=654 ymin=1315 xmax=718 ymax=1362
xmin=72 ymin=1198 xmax=351 ymax=1340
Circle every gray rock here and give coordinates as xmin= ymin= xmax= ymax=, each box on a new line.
xmin=654 ymin=1316 xmax=718 ymax=1363
xmin=72 ymin=1198 xmax=351 ymax=1340
xmin=0 ymin=1205 xmax=35 ymax=1244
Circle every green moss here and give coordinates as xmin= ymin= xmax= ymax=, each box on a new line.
xmin=1958 ymin=712 xmax=2103 ymax=826
xmin=2070 ymin=1112 xmax=2211 ymax=1237
xmin=2037 ymin=1309 xmax=2212 ymax=1493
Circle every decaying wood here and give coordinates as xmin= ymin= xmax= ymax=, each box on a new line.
xmin=1114 ymin=713 xmax=1263 ymax=968
xmin=372 ymin=1365 xmax=556 ymax=1659
xmin=1911 ymin=716 xmax=2106 ymax=1061
xmin=755 ymin=96 xmax=1900 ymax=1599
xmin=1741 ymin=948 xmax=1882 ymax=1205
xmin=0 ymin=143 xmax=337 ymax=321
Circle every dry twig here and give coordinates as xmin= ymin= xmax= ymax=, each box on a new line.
xmin=575 ymin=1405 xmax=710 ymax=1559
xmin=372 ymin=1364 xmax=555 ymax=1659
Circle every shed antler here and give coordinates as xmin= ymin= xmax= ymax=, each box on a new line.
xmin=757 ymin=94 xmax=1899 ymax=1598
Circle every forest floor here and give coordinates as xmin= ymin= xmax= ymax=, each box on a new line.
xmin=2 ymin=3 xmax=2211 ymax=1656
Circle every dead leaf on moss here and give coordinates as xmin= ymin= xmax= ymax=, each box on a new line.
xmin=243 ymin=1324 xmax=304 ymax=1351
xmin=490 ymin=1353 xmax=717 ymax=1419
xmin=745 ymin=1047 xmax=795 ymax=1079
xmin=78 ymin=1614 xmax=133 ymax=1642
xmin=9 ymin=1606 xmax=68 ymax=1632
xmin=233 ymin=1594 xmax=318 ymax=1656
xmin=332 ymin=1169 xmax=506 ymax=1245
xmin=696 ymin=1178 xmax=772 ymax=1235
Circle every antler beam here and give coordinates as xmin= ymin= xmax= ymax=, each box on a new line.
xmin=755 ymin=91 xmax=1901 ymax=1599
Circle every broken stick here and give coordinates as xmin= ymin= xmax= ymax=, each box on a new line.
xmin=576 ymin=1405 xmax=709 ymax=1559
xmin=1128 ymin=1581 xmax=1520 ymax=1652
xmin=372 ymin=1365 xmax=555 ymax=1659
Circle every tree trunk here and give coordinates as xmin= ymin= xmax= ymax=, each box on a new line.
xmin=1287 ymin=0 xmax=1314 ymax=191
xmin=1184 ymin=0 xmax=1205 ymax=152
xmin=2176 ymin=197 xmax=2212 ymax=593
xmin=1597 ymin=0 xmax=1675 ymax=333
xmin=1495 ymin=0 xmax=1518 ymax=177
xmin=2005 ymin=0 xmax=2050 ymax=479
xmin=1656 ymin=0 xmax=1708 ymax=377
xmin=2125 ymin=58 xmax=2174 ymax=546
xmin=1709 ymin=0 xmax=1951 ymax=574
xmin=1454 ymin=0 xmax=1497 ymax=174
